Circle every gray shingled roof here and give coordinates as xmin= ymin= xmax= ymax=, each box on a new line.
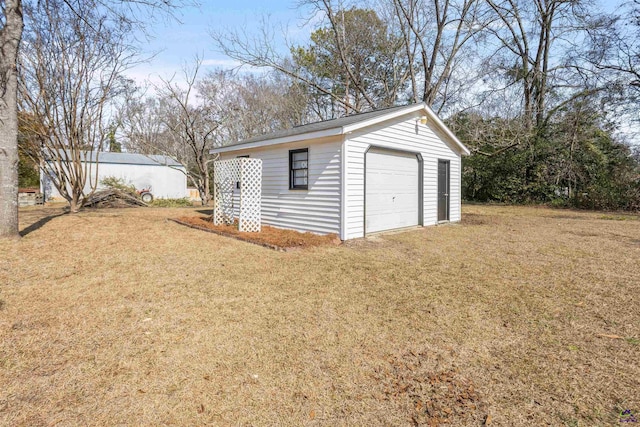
xmin=229 ymin=104 xmax=419 ymax=147
xmin=45 ymin=150 xmax=183 ymax=167
xmin=92 ymin=152 xmax=183 ymax=167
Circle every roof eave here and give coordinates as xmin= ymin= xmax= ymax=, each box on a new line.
xmin=210 ymin=127 xmax=343 ymax=154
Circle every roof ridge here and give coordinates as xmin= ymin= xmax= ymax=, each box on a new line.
xmin=43 ymin=149 xmax=183 ymax=166
xmin=224 ymin=103 xmax=423 ymax=147
xmin=291 ymin=103 xmax=418 ymax=129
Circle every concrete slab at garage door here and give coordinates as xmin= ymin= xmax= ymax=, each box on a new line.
xmin=365 ymin=148 xmax=420 ymax=233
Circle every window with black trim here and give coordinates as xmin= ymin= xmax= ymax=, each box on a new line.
xmin=236 ymin=155 xmax=249 ymax=189
xmin=289 ymin=148 xmax=308 ymax=190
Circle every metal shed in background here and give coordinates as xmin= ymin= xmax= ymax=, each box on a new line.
xmin=41 ymin=151 xmax=188 ymax=202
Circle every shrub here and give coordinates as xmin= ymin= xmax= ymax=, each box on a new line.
xmin=550 ymin=198 xmax=568 ymax=209
xmin=100 ymin=176 xmax=137 ymax=196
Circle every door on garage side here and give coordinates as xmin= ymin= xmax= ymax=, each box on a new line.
xmin=365 ymin=148 xmax=420 ymax=234
xmin=437 ymin=160 xmax=450 ymax=221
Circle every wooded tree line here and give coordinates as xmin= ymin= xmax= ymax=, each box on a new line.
xmin=2 ymin=0 xmax=640 ymax=237
xmin=213 ymin=0 xmax=640 ymax=210
xmin=118 ymin=0 xmax=640 ymax=212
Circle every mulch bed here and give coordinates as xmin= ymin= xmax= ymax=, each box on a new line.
xmin=171 ymin=216 xmax=341 ymax=251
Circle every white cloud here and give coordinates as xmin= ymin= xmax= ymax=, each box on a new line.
xmin=201 ymin=58 xmax=269 ymax=73
xmin=201 ymin=58 xmax=244 ymax=68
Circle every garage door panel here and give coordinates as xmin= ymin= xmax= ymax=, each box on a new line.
xmin=365 ymin=148 xmax=420 ymax=234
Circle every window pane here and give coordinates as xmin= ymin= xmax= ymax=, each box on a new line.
xmin=293 ymin=160 xmax=307 ymax=169
xmin=293 ymin=151 xmax=307 ymax=161
xmin=290 ymin=149 xmax=308 ymax=189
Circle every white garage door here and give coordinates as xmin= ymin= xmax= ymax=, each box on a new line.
xmin=365 ymin=148 xmax=420 ymax=234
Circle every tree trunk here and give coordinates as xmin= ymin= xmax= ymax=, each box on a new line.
xmin=69 ymin=193 xmax=81 ymax=213
xmin=203 ymin=174 xmax=210 ymax=206
xmin=0 ymin=0 xmax=24 ymax=238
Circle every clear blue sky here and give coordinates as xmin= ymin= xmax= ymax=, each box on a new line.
xmin=126 ymin=0 xmax=314 ymax=85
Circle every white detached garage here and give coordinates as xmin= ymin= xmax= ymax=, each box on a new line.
xmin=210 ymin=103 xmax=470 ymax=240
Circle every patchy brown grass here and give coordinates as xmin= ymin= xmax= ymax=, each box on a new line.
xmin=173 ymin=215 xmax=340 ymax=250
xmin=1 ymin=204 xmax=639 ymax=426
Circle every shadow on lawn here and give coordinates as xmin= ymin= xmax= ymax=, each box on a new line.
xmin=20 ymin=212 xmax=66 ymax=237
xmin=195 ymin=209 xmax=213 ymax=216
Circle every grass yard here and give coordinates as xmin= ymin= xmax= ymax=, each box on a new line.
xmin=1 ymin=205 xmax=639 ymax=426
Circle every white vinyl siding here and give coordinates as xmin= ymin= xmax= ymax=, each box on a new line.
xmin=219 ymin=137 xmax=342 ymax=235
xmin=344 ymin=114 xmax=462 ymax=239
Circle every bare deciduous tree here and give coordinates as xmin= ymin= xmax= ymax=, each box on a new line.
xmin=1 ymin=0 xmax=180 ymax=235
xmin=389 ymin=0 xmax=488 ymax=112
xmin=587 ymin=1 xmax=640 ymax=113
xmin=122 ymin=60 xmax=219 ymax=205
xmin=198 ymin=70 xmax=311 ymax=141
xmin=18 ymin=0 xmax=140 ymax=212
xmin=158 ymin=63 xmax=220 ymax=205
xmin=118 ymin=95 xmax=165 ymax=154
xmin=120 ymin=65 xmax=312 ymax=204
xmin=483 ymin=0 xmax=611 ymax=130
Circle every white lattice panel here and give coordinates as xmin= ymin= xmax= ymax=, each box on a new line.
xmin=213 ymin=158 xmax=262 ymax=232
xmin=213 ymin=160 xmax=239 ymax=226
xmin=239 ymin=159 xmax=262 ymax=232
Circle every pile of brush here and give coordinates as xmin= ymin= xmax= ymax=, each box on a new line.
xmin=83 ymin=189 xmax=148 ymax=208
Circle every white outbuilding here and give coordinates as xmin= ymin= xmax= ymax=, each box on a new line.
xmin=210 ymin=103 xmax=470 ymax=240
xmin=41 ymin=151 xmax=188 ymax=202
